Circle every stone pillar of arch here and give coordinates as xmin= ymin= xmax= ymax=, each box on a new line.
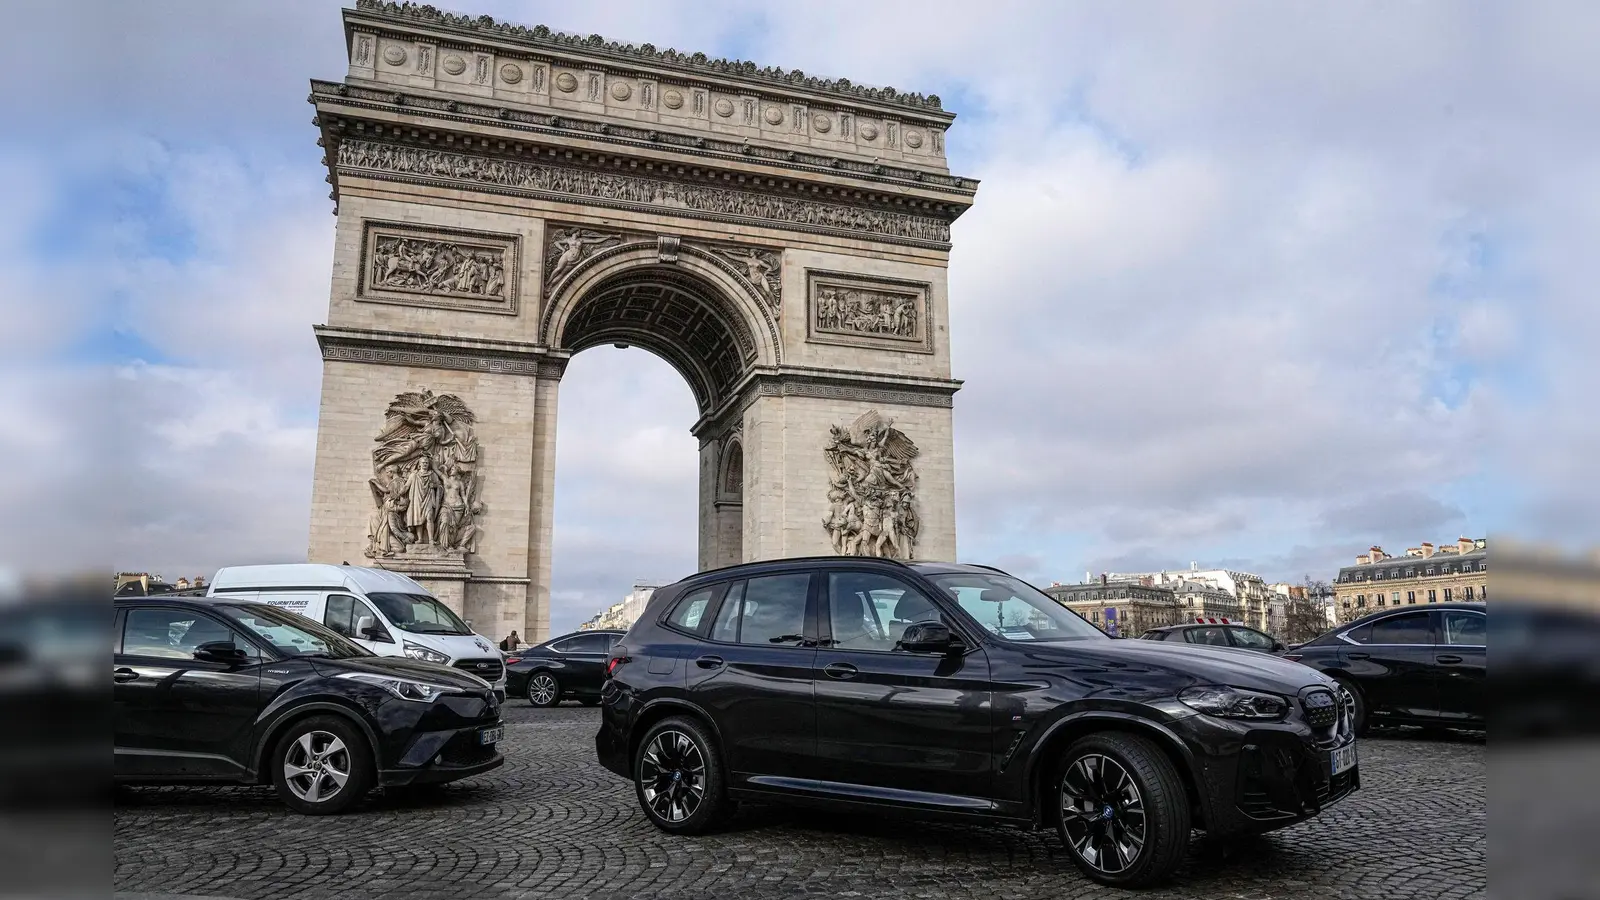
xmin=305 ymin=2 xmax=976 ymax=642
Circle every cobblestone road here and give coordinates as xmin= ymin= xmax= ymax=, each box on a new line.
xmin=114 ymin=705 xmax=1485 ymax=900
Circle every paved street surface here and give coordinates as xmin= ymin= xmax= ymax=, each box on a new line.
xmin=115 ymin=705 xmax=1484 ymax=900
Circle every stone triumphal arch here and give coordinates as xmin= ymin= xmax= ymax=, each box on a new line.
xmin=307 ymin=1 xmax=976 ymax=640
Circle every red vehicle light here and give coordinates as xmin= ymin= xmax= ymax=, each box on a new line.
xmin=504 ymin=658 xmax=521 ymax=665
xmin=606 ymin=655 xmax=629 ymax=677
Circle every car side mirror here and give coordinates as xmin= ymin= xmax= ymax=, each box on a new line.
xmin=899 ymin=622 xmax=960 ymax=654
xmin=1272 ymin=641 xmax=1286 ymax=653
xmin=355 ymin=615 xmax=390 ymax=642
xmin=193 ymin=641 xmax=248 ymax=666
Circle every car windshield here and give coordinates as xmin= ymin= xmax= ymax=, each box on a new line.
xmin=367 ymin=592 xmax=472 ymax=635
xmin=222 ymin=603 xmax=370 ymax=659
xmin=927 ymin=572 xmax=1108 ymax=642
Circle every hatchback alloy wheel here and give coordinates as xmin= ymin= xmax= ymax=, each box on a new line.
xmin=1060 ymin=753 xmax=1147 ymax=875
xmin=639 ymin=730 xmax=705 ymax=823
xmin=270 ymin=715 xmax=374 ymax=815
xmin=529 ymin=673 xmax=559 ymax=707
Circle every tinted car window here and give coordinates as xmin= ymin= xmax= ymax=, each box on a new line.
xmin=1229 ymin=627 xmax=1275 ymax=650
xmin=665 ymin=587 xmax=715 ymax=634
xmin=1364 ymin=612 xmax=1432 ymax=645
xmin=931 ymin=572 xmax=1104 ymax=642
xmin=710 ymin=582 xmax=744 ymax=643
xmin=828 ymin=572 xmax=918 ymax=652
xmin=565 ymin=633 xmax=610 ymax=653
xmin=1442 ymin=611 xmax=1486 ymax=646
xmin=122 ymin=608 xmax=233 ymax=659
xmin=1185 ymin=626 xmax=1230 ymax=646
xmin=717 ymin=574 xmax=810 ymax=645
xmin=324 ymin=595 xmax=355 ymax=637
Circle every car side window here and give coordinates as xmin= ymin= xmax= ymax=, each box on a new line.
xmin=1229 ymin=627 xmax=1275 ymax=650
xmin=324 ymin=595 xmax=355 ymax=637
xmin=664 ymin=587 xmax=716 ymax=635
xmin=549 ymin=637 xmax=578 ymax=653
xmin=1442 ymin=611 xmax=1485 ymax=647
xmin=714 ymin=574 xmax=810 ymax=646
xmin=827 ymin=572 xmax=926 ymax=652
xmin=1364 ymin=611 xmax=1432 ymax=644
xmin=710 ymin=582 xmax=744 ymax=643
xmin=122 ymin=608 xmax=239 ymax=660
xmin=568 ymin=634 xmax=609 ymax=654
xmin=1185 ymin=626 xmax=1229 ymax=646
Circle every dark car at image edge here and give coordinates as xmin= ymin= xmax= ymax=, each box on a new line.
xmin=595 ymin=557 xmax=1360 ymax=888
xmin=114 ymin=596 xmax=505 ymax=814
xmin=506 ymin=629 xmax=626 ymax=707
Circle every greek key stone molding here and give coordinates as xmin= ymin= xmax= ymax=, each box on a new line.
xmin=354 ymin=0 xmax=946 ymax=112
xmin=316 ymin=326 xmax=560 ymax=377
xmin=334 ymin=139 xmax=951 ymax=246
xmin=360 ymin=221 xmax=520 ymax=315
xmin=806 ymin=269 xmax=932 ymax=354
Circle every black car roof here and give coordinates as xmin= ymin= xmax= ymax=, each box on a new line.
xmin=670 ymin=556 xmax=1006 ymax=586
xmin=1339 ymin=601 xmax=1486 ymax=628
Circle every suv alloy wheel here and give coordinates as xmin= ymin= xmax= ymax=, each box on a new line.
xmin=1055 ymin=733 xmax=1190 ymax=887
xmin=271 ymin=715 xmax=375 ymax=815
xmin=634 ymin=716 xmax=727 ymax=834
xmin=528 ymin=672 xmax=560 ymax=708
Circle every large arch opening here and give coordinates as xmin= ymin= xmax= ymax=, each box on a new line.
xmin=545 ymin=263 xmax=757 ymax=632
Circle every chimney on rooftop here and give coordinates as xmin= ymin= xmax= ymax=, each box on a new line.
xmin=1457 ymin=537 xmax=1474 ymax=554
xmin=1369 ymin=545 xmax=1386 ymax=562
xmin=1421 ymin=542 xmax=1434 ymax=558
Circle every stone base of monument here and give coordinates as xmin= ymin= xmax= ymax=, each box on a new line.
xmin=377 ymin=546 xmax=473 ymax=622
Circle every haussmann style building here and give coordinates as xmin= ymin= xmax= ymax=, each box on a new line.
xmin=1333 ymin=537 xmax=1487 ymax=624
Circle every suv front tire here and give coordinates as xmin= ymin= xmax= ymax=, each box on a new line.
xmin=1054 ymin=732 xmax=1191 ymax=888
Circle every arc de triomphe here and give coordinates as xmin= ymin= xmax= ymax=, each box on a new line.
xmin=307 ymin=1 xmax=976 ymax=641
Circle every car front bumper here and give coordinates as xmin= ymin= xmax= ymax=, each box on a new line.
xmin=1175 ymin=713 xmax=1360 ymax=836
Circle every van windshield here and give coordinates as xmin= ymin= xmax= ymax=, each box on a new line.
xmin=368 ymin=592 xmax=472 ymax=635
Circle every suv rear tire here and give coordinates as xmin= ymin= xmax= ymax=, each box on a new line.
xmin=270 ymin=715 xmax=375 ymax=815
xmin=633 ymin=716 xmax=727 ymax=834
xmin=1054 ymin=732 xmax=1191 ymax=888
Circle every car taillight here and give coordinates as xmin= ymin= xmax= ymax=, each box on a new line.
xmin=606 ymin=655 xmax=629 ymax=677
xmin=504 ymin=658 xmax=521 ymax=665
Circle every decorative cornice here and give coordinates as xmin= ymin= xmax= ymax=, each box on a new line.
xmin=315 ymin=325 xmax=565 ymax=377
xmin=692 ymin=367 xmax=961 ymax=437
xmin=333 ymin=138 xmax=952 ymax=247
xmin=351 ymin=0 xmax=948 ymax=113
xmin=311 ymin=81 xmax=977 ymax=195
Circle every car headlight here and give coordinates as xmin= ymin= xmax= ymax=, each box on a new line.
xmin=336 ymin=672 xmax=460 ymax=703
xmin=1179 ymin=685 xmax=1289 ymax=720
xmin=402 ymin=641 xmax=451 ymax=665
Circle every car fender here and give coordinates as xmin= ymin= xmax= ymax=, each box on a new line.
xmin=631 ymin=695 xmax=728 ymax=761
xmin=1020 ymin=708 xmax=1213 ymax=829
xmin=251 ymin=699 xmax=382 ymax=781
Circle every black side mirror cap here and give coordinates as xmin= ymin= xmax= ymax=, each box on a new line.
xmin=193 ymin=641 xmax=248 ymax=665
xmin=898 ymin=622 xmax=960 ymax=654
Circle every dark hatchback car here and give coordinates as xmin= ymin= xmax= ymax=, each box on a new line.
xmin=506 ymin=629 xmax=626 ymax=707
xmin=1282 ymin=602 xmax=1485 ymax=734
xmin=1138 ymin=622 xmax=1287 ymax=654
xmin=114 ymin=596 xmax=504 ymax=814
xmin=596 ymin=558 xmax=1359 ymax=887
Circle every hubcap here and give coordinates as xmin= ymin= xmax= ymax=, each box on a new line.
xmin=283 ymin=730 xmax=351 ymax=804
xmin=530 ymin=674 xmax=557 ymax=706
xmin=1060 ymin=753 xmax=1147 ymax=874
xmin=639 ymin=730 xmax=706 ymax=823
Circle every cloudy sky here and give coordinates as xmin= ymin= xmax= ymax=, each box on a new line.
xmin=2 ymin=2 xmax=1590 ymax=631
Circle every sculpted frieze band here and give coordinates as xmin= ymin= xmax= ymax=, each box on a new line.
xmin=807 ymin=271 xmax=931 ymax=353
xmin=360 ymin=222 xmax=519 ymax=314
xmin=335 ymin=139 xmax=951 ymax=244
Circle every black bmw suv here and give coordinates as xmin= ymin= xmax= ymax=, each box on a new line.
xmin=114 ymin=596 xmax=504 ymax=814
xmin=596 ymin=558 xmax=1359 ymax=888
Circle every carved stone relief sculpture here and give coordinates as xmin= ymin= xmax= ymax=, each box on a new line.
xmin=366 ymin=389 xmax=484 ymax=559
xmin=719 ymin=246 xmax=781 ymax=310
xmin=823 ymin=410 xmax=920 ymax=560
xmin=544 ymin=227 xmax=621 ymax=293
xmin=360 ymin=222 xmax=519 ymax=314
xmin=806 ymin=271 xmax=931 ymax=352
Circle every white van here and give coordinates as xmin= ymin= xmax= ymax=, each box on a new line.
xmin=206 ymin=564 xmax=507 ymax=699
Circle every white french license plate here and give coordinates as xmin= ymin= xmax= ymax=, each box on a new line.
xmin=1330 ymin=742 xmax=1357 ymax=777
xmin=478 ymin=726 xmax=503 ymax=746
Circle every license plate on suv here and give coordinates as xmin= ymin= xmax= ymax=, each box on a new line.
xmin=1330 ymin=741 xmax=1357 ymax=776
xmin=478 ymin=726 xmax=503 ymax=746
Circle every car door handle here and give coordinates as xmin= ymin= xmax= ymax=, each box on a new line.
xmin=695 ymin=655 xmax=723 ymax=669
xmin=823 ymin=662 xmax=858 ymax=680
xmin=1436 ymin=654 xmax=1463 ymax=665
xmin=1346 ymin=652 xmax=1370 ymax=660
xmin=113 ymin=668 xmax=139 ymax=683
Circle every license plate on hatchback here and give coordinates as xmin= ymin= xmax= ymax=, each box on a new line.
xmin=478 ymin=726 xmax=503 ymax=746
xmin=1330 ymin=741 xmax=1357 ymax=777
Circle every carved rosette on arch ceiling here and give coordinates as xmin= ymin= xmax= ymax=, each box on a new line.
xmin=366 ymin=389 xmax=484 ymax=560
xmin=823 ymin=410 xmax=921 ymax=560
